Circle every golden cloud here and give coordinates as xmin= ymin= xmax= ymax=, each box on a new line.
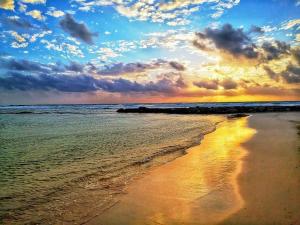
xmin=0 ymin=0 xmax=14 ymax=10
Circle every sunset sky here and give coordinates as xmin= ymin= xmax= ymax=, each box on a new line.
xmin=0 ymin=0 xmax=299 ymax=104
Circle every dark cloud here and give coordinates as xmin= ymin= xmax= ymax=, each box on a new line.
xmin=193 ymin=80 xmax=219 ymax=90
xmin=292 ymin=48 xmax=300 ymax=65
xmin=3 ymin=16 xmax=34 ymax=29
xmin=262 ymin=41 xmax=290 ymax=60
xmin=59 ymin=14 xmax=97 ymax=44
xmin=0 ymin=72 xmax=99 ymax=92
xmin=249 ymin=25 xmax=264 ymax=34
xmin=221 ymin=78 xmax=238 ymax=89
xmin=169 ymin=61 xmax=185 ymax=71
xmin=264 ymin=66 xmax=280 ymax=81
xmin=195 ymin=24 xmax=258 ymax=59
xmin=264 ymin=64 xmax=300 ymax=84
xmin=99 ymin=62 xmax=153 ymax=75
xmin=194 ymin=78 xmax=238 ymax=90
xmin=65 ymin=61 xmax=83 ymax=72
xmin=0 ymin=72 xmax=184 ymax=94
xmin=98 ymin=60 xmax=184 ymax=75
xmin=281 ymin=64 xmax=300 ymax=83
xmin=175 ymin=76 xmax=187 ymax=88
xmin=0 ymin=58 xmax=51 ymax=73
xmin=192 ymin=40 xmax=209 ymax=51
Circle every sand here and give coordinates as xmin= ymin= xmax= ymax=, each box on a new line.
xmin=221 ymin=113 xmax=300 ymax=225
xmin=86 ymin=113 xmax=300 ymax=225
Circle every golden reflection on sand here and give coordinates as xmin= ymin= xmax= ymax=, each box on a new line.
xmin=88 ymin=118 xmax=256 ymax=225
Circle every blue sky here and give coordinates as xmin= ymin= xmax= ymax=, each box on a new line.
xmin=0 ymin=0 xmax=299 ymax=104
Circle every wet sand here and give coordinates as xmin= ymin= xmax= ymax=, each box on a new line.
xmin=221 ymin=113 xmax=300 ymax=225
xmin=87 ymin=113 xmax=300 ymax=225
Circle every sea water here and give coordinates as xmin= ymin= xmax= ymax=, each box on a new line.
xmin=0 ymin=102 xmax=298 ymax=224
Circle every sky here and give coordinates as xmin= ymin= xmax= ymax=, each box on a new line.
xmin=0 ymin=0 xmax=299 ymax=104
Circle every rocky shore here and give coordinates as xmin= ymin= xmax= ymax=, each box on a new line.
xmin=117 ymin=105 xmax=300 ymax=114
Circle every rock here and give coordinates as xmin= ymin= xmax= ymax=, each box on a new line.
xmin=117 ymin=105 xmax=300 ymax=114
xmin=227 ymin=113 xmax=249 ymax=119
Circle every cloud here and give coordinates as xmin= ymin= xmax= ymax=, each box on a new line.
xmin=210 ymin=0 xmax=240 ymax=18
xmin=193 ymin=79 xmax=219 ymax=90
xmin=194 ymin=78 xmax=238 ymax=90
xmin=280 ymin=19 xmax=300 ymax=30
xmin=0 ymin=58 xmax=68 ymax=73
xmin=249 ymin=25 xmax=264 ymax=34
xmin=97 ymin=60 xmax=185 ymax=75
xmin=21 ymin=0 xmax=46 ymax=4
xmin=264 ymin=66 xmax=280 ymax=82
xmin=3 ymin=16 xmax=34 ymax=29
xmin=281 ymin=64 xmax=300 ymax=83
xmin=46 ymin=8 xmax=65 ymax=18
xmin=65 ymin=61 xmax=83 ymax=72
xmin=0 ymin=0 xmax=14 ymax=10
xmin=292 ymin=48 xmax=300 ymax=64
xmin=194 ymin=24 xmax=258 ymax=59
xmin=73 ymin=0 xmax=240 ymax=26
xmin=11 ymin=42 xmax=28 ymax=48
xmin=0 ymin=73 xmax=99 ymax=92
xmin=221 ymin=78 xmax=238 ymax=89
xmin=98 ymin=62 xmax=155 ymax=75
xmin=59 ymin=14 xmax=97 ymax=44
xmin=0 ymin=72 xmax=184 ymax=94
xmin=0 ymin=57 xmax=187 ymax=94
xmin=7 ymin=31 xmax=26 ymax=43
xmin=169 ymin=61 xmax=185 ymax=71
xmin=26 ymin=10 xmax=45 ymax=21
xmin=261 ymin=40 xmax=290 ymax=60
xmin=264 ymin=64 xmax=300 ymax=84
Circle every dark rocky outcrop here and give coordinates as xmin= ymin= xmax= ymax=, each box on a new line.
xmin=227 ymin=113 xmax=249 ymax=119
xmin=117 ymin=105 xmax=300 ymax=114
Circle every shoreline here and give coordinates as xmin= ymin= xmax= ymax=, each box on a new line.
xmin=1 ymin=114 xmax=222 ymax=225
xmin=87 ymin=116 xmax=256 ymax=225
xmin=221 ymin=112 xmax=300 ymax=225
xmin=87 ymin=112 xmax=300 ymax=225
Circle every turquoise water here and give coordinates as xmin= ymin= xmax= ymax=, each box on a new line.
xmin=0 ymin=104 xmax=223 ymax=224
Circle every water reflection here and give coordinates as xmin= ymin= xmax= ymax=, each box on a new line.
xmin=90 ymin=118 xmax=256 ymax=225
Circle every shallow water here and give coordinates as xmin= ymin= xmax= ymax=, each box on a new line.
xmin=89 ymin=118 xmax=256 ymax=225
xmin=0 ymin=102 xmax=298 ymax=224
xmin=0 ymin=104 xmax=222 ymax=224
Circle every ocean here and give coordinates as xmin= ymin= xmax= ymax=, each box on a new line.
xmin=0 ymin=102 xmax=299 ymax=224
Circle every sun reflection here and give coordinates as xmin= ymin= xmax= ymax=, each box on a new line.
xmin=91 ymin=118 xmax=256 ymax=225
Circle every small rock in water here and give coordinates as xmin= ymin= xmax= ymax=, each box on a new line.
xmin=227 ymin=113 xmax=249 ymax=119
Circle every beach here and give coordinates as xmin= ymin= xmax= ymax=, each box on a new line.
xmin=1 ymin=105 xmax=299 ymax=225
xmin=87 ymin=112 xmax=300 ymax=225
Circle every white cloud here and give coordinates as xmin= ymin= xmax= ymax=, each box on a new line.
xmin=8 ymin=31 xmax=26 ymax=43
xmin=18 ymin=2 xmax=27 ymax=12
xmin=262 ymin=25 xmax=277 ymax=32
xmin=211 ymin=0 xmax=240 ymax=18
xmin=97 ymin=47 xmax=120 ymax=61
xmin=26 ymin=10 xmax=46 ymax=21
xmin=73 ymin=0 xmax=240 ymax=26
xmin=11 ymin=42 xmax=28 ymax=48
xmin=46 ymin=7 xmax=65 ymax=17
xmin=280 ymin=19 xmax=300 ymax=30
xmin=30 ymin=30 xmax=52 ymax=42
xmin=41 ymin=39 xmax=84 ymax=57
xmin=21 ymin=0 xmax=46 ymax=4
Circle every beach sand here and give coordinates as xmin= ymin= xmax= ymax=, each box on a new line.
xmin=87 ymin=113 xmax=300 ymax=225
xmin=221 ymin=113 xmax=300 ymax=225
